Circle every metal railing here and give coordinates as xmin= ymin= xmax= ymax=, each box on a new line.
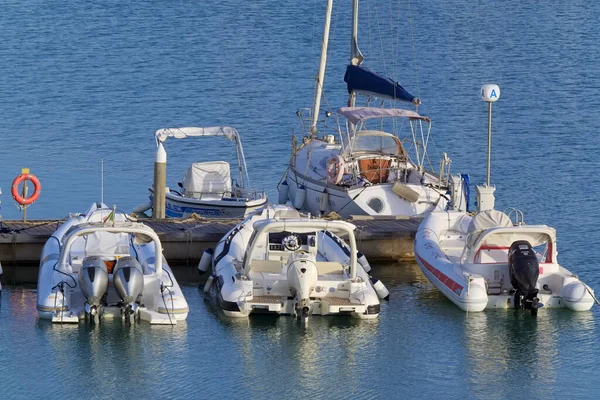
xmin=177 ymin=188 xmax=265 ymax=202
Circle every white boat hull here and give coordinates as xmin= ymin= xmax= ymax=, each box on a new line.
xmin=36 ymin=203 xmax=189 ymax=324
xmin=287 ymin=166 xmax=446 ymax=218
xmin=414 ymin=211 xmax=595 ymax=312
xmin=211 ymin=205 xmax=383 ymax=319
xmin=150 ymin=189 xmax=267 ymax=218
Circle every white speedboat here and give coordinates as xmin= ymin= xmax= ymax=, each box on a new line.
xmin=142 ymin=126 xmax=267 ymax=218
xmin=203 ymin=205 xmax=388 ymax=320
xmin=415 ymin=209 xmax=596 ymax=313
xmin=37 ymin=203 xmax=189 ymax=324
xmin=280 ymin=1 xmax=455 ymax=218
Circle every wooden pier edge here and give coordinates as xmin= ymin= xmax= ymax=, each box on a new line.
xmin=0 ymin=216 xmax=420 ymax=284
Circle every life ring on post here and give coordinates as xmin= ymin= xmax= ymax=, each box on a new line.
xmin=326 ymin=155 xmax=345 ymax=185
xmin=11 ymin=173 xmax=42 ymax=205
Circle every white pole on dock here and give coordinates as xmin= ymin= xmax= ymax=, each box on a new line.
xmin=476 ymin=84 xmax=500 ymax=212
xmin=153 ymin=142 xmax=167 ymax=219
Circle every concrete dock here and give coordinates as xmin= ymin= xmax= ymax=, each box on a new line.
xmin=0 ymin=215 xmax=421 ymax=283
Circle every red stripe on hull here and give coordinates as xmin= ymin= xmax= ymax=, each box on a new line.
xmin=417 ymin=253 xmax=464 ymax=295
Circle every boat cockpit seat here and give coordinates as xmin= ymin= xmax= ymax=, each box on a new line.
xmin=316 ymin=261 xmax=344 ymax=275
xmin=359 ymin=158 xmax=391 ymax=183
xmin=250 ymin=260 xmax=283 ymax=274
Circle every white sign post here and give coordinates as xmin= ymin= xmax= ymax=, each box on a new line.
xmin=477 ymin=84 xmax=500 ymax=212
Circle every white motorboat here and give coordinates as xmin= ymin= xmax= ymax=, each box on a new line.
xmin=280 ymin=1 xmax=456 ymax=218
xmin=37 ymin=203 xmax=189 ymax=324
xmin=203 ymin=205 xmax=388 ymax=320
xmin=415 ymin=209 xmax=596 ymax=313
xmin=143 ymin=126 xmax=267 ymax=218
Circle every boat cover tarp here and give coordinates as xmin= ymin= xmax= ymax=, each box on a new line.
xmin=83 ymin=232 xmax=130 ymax=257
xmin=468 ymin=210 xmax=512 ymax=232
xmin=155 ymin=126 xmax=238 ymax=143
xmin=344 ymin=65 xmax=418 ymax=104
xmin=337 ymin=107 xmax=430 ymax=125
xmin=183 ymin=161 xmax=232 ymax=195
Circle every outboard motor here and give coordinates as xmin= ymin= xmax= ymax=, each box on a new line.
xmin=113 ymin=256 xmax=144 ymax=316
xmin=79 ymin=256 xmax=109 ymax=319
xmin=286 ymin=251 xmax=318 ymax=320
xmin=508 ymin=240 xmax=541 ymax=315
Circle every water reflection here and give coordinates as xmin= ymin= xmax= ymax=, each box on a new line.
xmin=464 ymin=306 xmax=595 ymax=398
xmin=201 ymin=286 xmax=380 ymax=398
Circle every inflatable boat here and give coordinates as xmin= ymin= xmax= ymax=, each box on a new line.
xmin=203 ymin=205 xmax=388 ymax=320
xmin=37 ymin=203 xmax=188 ymax=324
xmin=415 ymin=209 xmax=596 ymax=313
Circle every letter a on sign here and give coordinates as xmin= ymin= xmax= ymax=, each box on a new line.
xmin=490 ymin=89 xmax=497 ymax=98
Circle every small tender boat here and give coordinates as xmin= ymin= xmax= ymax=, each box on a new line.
xmin=203 ymin=205 xmax=388 ymax=320
xmin=141 ymin=126 xmax=267 ymax=218
xmin=415 ymin=208 xmax=596 ymax=313
xmin=37 ymin=203 xmax=189 ymax=324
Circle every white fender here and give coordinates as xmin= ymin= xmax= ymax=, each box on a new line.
xmin=278 ymin=180 xmax=289 ymax=205
xmin=198 ymin=248 xmax=213 ymax=274
xmin=293 ymin=187 xmax=306 ymax=210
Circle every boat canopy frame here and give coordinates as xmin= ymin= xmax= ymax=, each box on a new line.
xmin=243 ymin=219 xmax=358 ymax=279
xmin=155 ymin=126 xmax=251 ymax=189
xmin=58 ymin=223 xmax=163 ymax=277
xmin=463 ymin=226 xmax=557 ymax=264
xmin=335 ymin=107 xmax=433 ymax=169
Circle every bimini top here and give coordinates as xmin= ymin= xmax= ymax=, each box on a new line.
xmin=155 ymin=126 xmax=240 ymax=144
xmin=154 ymin=126 xmax=251 ymax=188
xmin=336 ymin=107 xmax=430 ymax=125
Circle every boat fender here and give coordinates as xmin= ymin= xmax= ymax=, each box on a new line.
xmin=11 ymin=173 xmax=42 ymax=206
xmin=293 ymin=186 xmax=306 ymax=210
xmin=132 ymin=202 xmax=152 ymax=214
xmin=319 ymin=189 xmax=329 ymax=214
xmin=278 ymin=180 xmax=289 ymax=204
xmin=357 ymin=252 xmax=371 ymax=273
xmin=370 ymin=277 xmax=390 ymax=301
xmin=198 ymin=248 xmax=214 ymax=274
xmin=326 ymin=155 xmax=345 ymax=185
xmin=203 ymin=275 xmax=215 ymax=294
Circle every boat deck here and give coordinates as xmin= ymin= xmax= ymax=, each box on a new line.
xmin=0 ymin=215 xmax=421 ymax=283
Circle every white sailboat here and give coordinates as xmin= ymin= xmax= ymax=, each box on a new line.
xmin=280 ymin=0 xmax=460 ymax=218
xmin=143 ymin=126 xmax=267 ymax=218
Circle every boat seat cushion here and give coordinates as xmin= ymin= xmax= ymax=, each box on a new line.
xmin=250 ymin=260 xmax=283 ymax=273
xmin=317 ymin=262 xmax=344 ymax=275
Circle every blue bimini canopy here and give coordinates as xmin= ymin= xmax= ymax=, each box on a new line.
xmin=344 ymin=65 xmax=419 ymax=105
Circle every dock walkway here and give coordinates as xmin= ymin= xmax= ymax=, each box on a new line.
xmin=0 ymin=216 xmax=420 ymax=283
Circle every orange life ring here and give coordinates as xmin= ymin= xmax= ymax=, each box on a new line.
xmin=326 ymin=155 xmax=345 ymax=185
xmin=11 ymin=173 xmax=42 ymax=205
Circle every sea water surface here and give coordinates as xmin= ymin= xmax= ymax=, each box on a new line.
xmin=1 ymin=1 xmax=599 ymax=398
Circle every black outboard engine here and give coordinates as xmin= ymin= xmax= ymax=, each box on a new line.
xmin=508 ymin=240 xmax=541 ymax=315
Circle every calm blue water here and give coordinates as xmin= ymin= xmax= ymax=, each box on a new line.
xmin=1 ymin=1 xmax=599 ymax=398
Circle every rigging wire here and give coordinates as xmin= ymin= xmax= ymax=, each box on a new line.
xmin=407 ymin=0 xmax=421 ymax=102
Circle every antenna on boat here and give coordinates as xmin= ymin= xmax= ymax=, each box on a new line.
xmin=101 ymin=158 xmax=104 ymax=205
xmin=476 ymin=84 xmax=500 ymax=212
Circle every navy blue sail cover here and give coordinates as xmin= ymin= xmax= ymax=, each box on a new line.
xmin=344 ymin=65 xmax=417 ymax=104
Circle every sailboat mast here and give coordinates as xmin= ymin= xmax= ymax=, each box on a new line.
xmin=349 ymin=0 xmax=359 ymax=108
xmin=310 ymin=0 xmax=334 ymax=136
